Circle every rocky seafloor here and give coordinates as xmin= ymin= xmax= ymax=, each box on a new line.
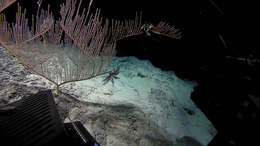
xmin=0 ymin=46 xmax=216 ymax=146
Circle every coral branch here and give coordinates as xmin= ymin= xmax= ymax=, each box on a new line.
xmin=151 ymin=21 xmax=182 ymax=39
xmin=0 ymin=0 xmax=182 ymax=94
xmin=0 ymin=0 xmax=17 ymax=13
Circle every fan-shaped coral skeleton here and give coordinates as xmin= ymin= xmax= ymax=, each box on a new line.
xmin=0 ymin=0 xmax=182 ymax=93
